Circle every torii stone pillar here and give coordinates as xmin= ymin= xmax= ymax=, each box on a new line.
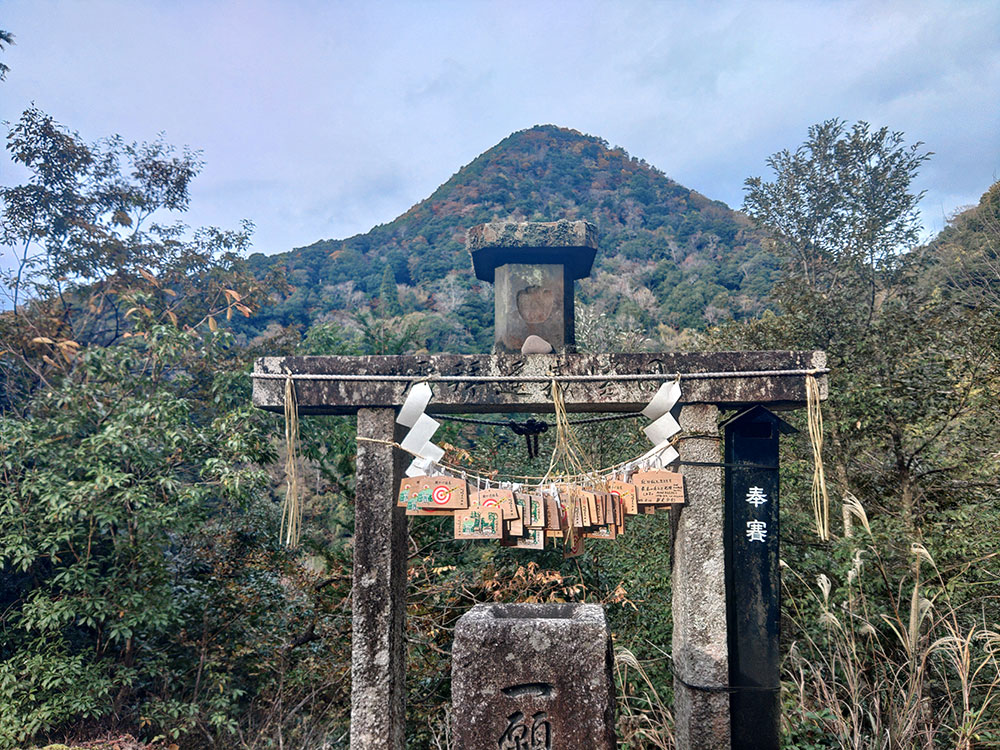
xmin=351 ymin=409 xmax=407 ymax=748
xmin=251 ymin=222 xmax=827 ymax=750
xmin=673 ymin=404 xmax=730 ymax=747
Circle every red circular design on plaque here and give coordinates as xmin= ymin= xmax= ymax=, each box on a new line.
xmin=432 ymin=485 xmax=452 ymax=505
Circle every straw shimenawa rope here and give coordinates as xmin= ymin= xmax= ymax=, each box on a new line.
xmin=806 ymin=374 xmax=830 ymax=541
xmin=356 ymin=435 xmax=646 ymax=484
xmin=540 ymin=380 xmax=603 ymax=554
xmin=282 ymin=376 xmax=302 ymax=547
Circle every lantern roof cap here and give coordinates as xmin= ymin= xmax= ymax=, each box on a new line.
xmin=468 ymin=220 xmax=597 ymax=283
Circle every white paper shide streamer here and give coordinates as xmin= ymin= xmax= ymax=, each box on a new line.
xmin=405 ymin=456 xmax=434 ymax=477
xmin=640 ymin=378 xmax=682 ymax=467
xmin=643 ymin=411 xmax=681 ymax=445
xmin=397 ymin=382 xmax=433 ymax=427
xmin=399 ymin=413 xmax=439 ymax=453
xmin=642 ymin=380 xmax=681 ymax=420
xmin=397 ymin=384 xmax=444 ymax=471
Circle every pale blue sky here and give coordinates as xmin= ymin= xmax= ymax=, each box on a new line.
xmin=2 ymin=0 xmax=998 ymax=261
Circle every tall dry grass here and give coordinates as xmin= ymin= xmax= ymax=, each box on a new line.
xmin=615 ymin=645 xmax=675 ymax=749
xmin=782 ymin=499 xmax=1000 ymax=749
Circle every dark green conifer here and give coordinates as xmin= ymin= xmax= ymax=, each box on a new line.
xmin=378 ymin=265 xmax=403 ymax=317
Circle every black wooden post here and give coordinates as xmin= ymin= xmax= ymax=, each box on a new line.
xmin=723 ymin=406 xmax=794 ymax=750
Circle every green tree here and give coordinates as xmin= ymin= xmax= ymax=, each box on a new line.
xmin=743 ymin=119 xmax=930 ymax=331
xmin=710 ymin=120 xmax=1000 ymax=750
xmin=929 ymin=180 xmax=1000 ymax=310
xmin=0 ymin=110 xmax=343 ymax=749
xmin=716 ymin=117 xmax=999 ymax=576
xmin=0 ymin=30 xmax=12 ymax=82
xmin=1 ymin=106 xmax=283 ymax=411
xmin=377 ymin=264 xmax=403 ymax=317
xmin=0 ymin=327 xmax=271 ymax=746
xmin=734 ymin=121 xmax=944 ymax=535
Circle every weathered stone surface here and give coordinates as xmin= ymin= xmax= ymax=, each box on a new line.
xmin=672 ymin=405 xmax=730 ymax=750
xmin=252 ymin=350 xmax=828 ymax=414
xmin=468 ymin=220 xmax=597 ymax=283
xmin=521 ymin=334 xmax=554 ymax=354
xmin=351 ymin=409 xmax=407 ymax=750
xmin=495 ymin=263 xmax=572 ymax=353
xmin=451 ymin=603 xmax=616 ymax=750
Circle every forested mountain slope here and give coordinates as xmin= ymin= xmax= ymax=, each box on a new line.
xmin=244 ymin=125 xmax=776 ymax=351
xmin=920 ymin=180 xmax=1000 ymax=298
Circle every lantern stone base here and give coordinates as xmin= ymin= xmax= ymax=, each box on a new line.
xmin=451 ymin=603 xmax=616 ymax=750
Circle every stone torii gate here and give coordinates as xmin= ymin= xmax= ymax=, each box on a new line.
xmin=252 ymin=220 xmax=827 ymax=750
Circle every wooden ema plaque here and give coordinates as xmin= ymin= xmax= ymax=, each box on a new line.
xmin=397 ymin=477 xmax=418 ymax=507
xmin=501 ymin=525 xmax=545 ymax=550
xmin=506 ymin=500 xmax=525 ymax=537
xmin=399 ymin=476 xmax=468 ymax=515
xmin=401 ymin=474 xmax=664 ymax=548
xmin=599 ymin=491 xmax=613 ymax=525
xmin=582 ymin=492 xmax=617 ymax=540
xmin=632 ymin=469 xmax=685 ymax=505
xmin=584 ymin=524 xmax=617 ymax=540
xmin=472 ymin=489 xmax=518 ymax=519
xmin=607 ymin=492 xmax=625 ymax=535
xmin=564 ymin=529 xmax=585 ymax=558
xmin=571 ymin=494 xmax=586 ymax=528
xmin=545 ymin=494 xmax=565 ymax=537
xmin=581 ymin=490 xmax=601 ymax=526
xmin=415 ymin=476 xmax=469 ymax=510
xmin=398 ymin=477 xmax=453 ymax=516
xmin=608 ymin=492 xmax=625 ymax=536
xmin=557 ymin=485 xmax=588 ymax=528
xmin=608 ymin=480 xmax=639 ymax=515
xmin=454 ymin=507 xmax=503 ymax=539
xmin=515 ymin=528 xmax=545 ymax=549
xmin=519 ymin=493 xmax=545 ymax=529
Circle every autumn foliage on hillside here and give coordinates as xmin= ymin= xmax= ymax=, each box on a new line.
xmin=244 ymin=125 xmax=777 ymax=351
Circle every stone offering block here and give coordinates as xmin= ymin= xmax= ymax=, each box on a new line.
xmin=469 ymin=220 xmax=598 ymax=353
xmin=451 ymin=603 xmax=616 ymax=749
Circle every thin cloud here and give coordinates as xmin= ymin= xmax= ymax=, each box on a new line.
xmin=1 ymin=0 xmax=997 ymax=264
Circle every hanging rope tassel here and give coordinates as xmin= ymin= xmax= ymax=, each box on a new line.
xmin=541 ymin=380 xmax=601 ymax=554
xmin=282 ymin=376 xmax=302 ymax=547
xmin=806 ymin=374 xmax=830 ymax=541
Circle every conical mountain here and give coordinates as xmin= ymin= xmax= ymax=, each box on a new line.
xmin=247 ymin=125 xmax=776 ymax=351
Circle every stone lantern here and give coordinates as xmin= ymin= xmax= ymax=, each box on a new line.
xmin=468 ymin=220 xmax=597 ymax=354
